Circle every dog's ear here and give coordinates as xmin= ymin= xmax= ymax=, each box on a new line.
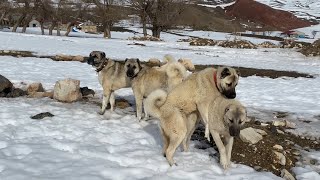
xmin=89 ymin=52 xmax=93 ymax=57
xmin=137 ymin=59 xmax=142 ymax=69
xmin=236 ymin=69 xmax=241 ymax=76
xmin=125 ymin=58 xmax=128 ymax=62
xmin=102 ymin=52 xmax=106 ymax=58
xmin=220 ymin=68 xmax=230 ymax=79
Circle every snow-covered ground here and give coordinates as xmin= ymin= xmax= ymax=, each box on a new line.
xmin=0 ymin=28 xmax=319 ymax=179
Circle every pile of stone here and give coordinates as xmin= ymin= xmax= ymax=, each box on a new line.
xmin=128 ymin=35 xmax=162 ymax=41
xmin=280 ymin=39 xmax=308 ymax=49
xmin=218 ymin=39 xmax=257 ymax=49
xmin=300 ymin=39 xmax=320 ymax=57
xmin=258 ymin=41 xmax=279 ymax=48
xmin=189 ymin=38 xmax=218 ymax=46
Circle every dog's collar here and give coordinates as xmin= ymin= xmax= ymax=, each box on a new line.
xmin=213 ymin=71 xmax=218 ymax=88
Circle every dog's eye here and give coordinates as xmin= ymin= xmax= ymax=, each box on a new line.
xmin=239 ymin=120 xmax=242 ymax=124
xmin=127 ymin=64 xmax=131 ymax=68
xmin=229 ymin=119 xmax=233 ymax=123
xmin=227 ymin=83 xmax=232 ymax=87
xmin=133 ymin=65 xmax=136 ymax=69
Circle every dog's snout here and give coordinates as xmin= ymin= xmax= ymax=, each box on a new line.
xmin=87 ymin=57 xmax=95 ymax=65
xmin=229 ymin=126 xmax=240 ymax=137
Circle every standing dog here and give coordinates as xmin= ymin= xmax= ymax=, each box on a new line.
xmin=187 ymin=96 xmax=248 ymax=169
xmin=144 ymin=67 xmax=239 ymax=166
xmin=87 ymin=51 xmax=142 ymax=114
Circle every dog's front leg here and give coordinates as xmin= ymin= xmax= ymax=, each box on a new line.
xmin=225 ymin=136 xmax=234 ymax=167
xmin=100 ymin=90 xmax=111 ymax=115
xmin=210 ymin=130 xmax=228 ymax=169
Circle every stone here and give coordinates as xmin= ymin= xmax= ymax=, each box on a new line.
xmin=80 ymin=87 xmax=95 ymax=97
xmin=0 ymin=74 xmax=13 ymax=94
xmin=55 ymin=54 xmax=73 ymax=61
xmin=273 ymin=151 xmax=286 ymax=166
xmin=6 ymin=88 xmax=27 ymax=98
xmin=272 ymin=120 xmax=286 ymax=127
xmin=260 ymin=123 xmax=269 ymax=127
xmin=53 ymin=79 xmax=82 ymax=103
xmin=277 ymin=129 xmax=285 ymax=134
xmin=27 ymin=83 xmax=45 ymax=95
xmin=281 ymin=169 xmax=295 ymax=180
xmin=292 ymin=150 xmax=300 ymax=156
xmin=30 ymin=112 xmax=54 ymax=119
xmin=28 ymin=91 xmax=53 ymax=99
xmin=240 ymin=127 xmax=263 ymax=144
xmin=285 ymin=120 xmax=296 ymax=129
xmin=72 ymin=55 xmax=85 ymax=62
xmin=273 ymin=144 xmax=284 ymax=151
xmin=254 ymin=128 xmax=267 ymax=136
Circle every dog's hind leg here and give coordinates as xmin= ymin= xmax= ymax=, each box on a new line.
xmin=100 ymin=90 xmax=111 ymax=115
xmin=160 ymin=126 xmax=169 ymax=157
xmin=165 ymin=115 xmax=187 ymax=166
xmin=109 ymin=91 xmax=115 ymax=111
xmin=182 ymin=113 xmax=198 ymax=152
xmin=210 ymin=129 xmax=228 ymax=169
xmin=225 ymin=136 xmax=234 ymax=167
xmin=197 ymin=101 xmax=211 ymax=141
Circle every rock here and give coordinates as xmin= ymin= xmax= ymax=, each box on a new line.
xmin=254 ymin=128 xmax=267 ymax=136
xmin=55 ymin=54 xmax=74 ymax=61
xmin=218 ymin=39 xmax=257 ymax=49
xmin=0 ymin=74 xmax=13 ymax=94
xmin=285 ymin=120 xmax=296 ymax=129
xmin=310 ymin=159 xmax=318 ymax=165
xmin=277 ymin=129 xmax=285 ymax=134
xmin=27 ymin=83 xmax=45 ymax=95
xmin=270 ymin=125 xmax=277 ymax=134
xmin=281 ymin=169 xmax=295 ymax=180
xmin=28 ymin=91 xmax=54 ymax=99
xmin=254 ymin=120 xmax=261 ymax=125
xmin=260 ymin=123 xmax=269 ymax=127
xmin=80 ymin=87 xmax=95 ymax=97
xmin=6 ymin=88 xmax=27 ymax=98
xmin=273 ymin=144 xmax=284 ymax=151
xmin=190 ymin=38 xmax=218 ymax=46
xmin=254 ymin=166 xmax=262 ymax=171
xmin=272 ymin=120 xmax=286 ymax=127
xmin=31 ymin=112 xmax=54 ymax=119
xmin=292 ymin=150 xmax=300 ymax=156
xmin=273 ymin=151 xmax=286 ymax=166
xmin=53 ymin=79 xmax=82 ymax=103
xmin=258 ymin=41 xmax=278 ymax=48
xmin=240 ymin=127 xmax=263 ymax=144
xmin=72 ymin=55 xmax=85 ymax=62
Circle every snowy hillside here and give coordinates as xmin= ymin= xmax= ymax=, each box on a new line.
xmin=256 ymin=0 xmax=320 ymax=21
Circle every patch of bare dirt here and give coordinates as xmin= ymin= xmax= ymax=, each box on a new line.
xmin=192 ymin=118 xmax=320 ymax=178
xmin=225 ymin=0 xmax=313 ymax=31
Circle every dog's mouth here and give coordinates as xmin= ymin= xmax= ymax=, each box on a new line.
xmin=87 ymin=56 xmax=97 ymax=66
xmin=126 ymin=71 xmax=136 ymax=78
xmin=229 ymin=126 xmax=240 ymax=137
xmin=223 ymin=89 xmax=236 ymax=99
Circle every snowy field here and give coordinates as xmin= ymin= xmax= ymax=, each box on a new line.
xmin=0 ymin=28 xmax=320 ymax=179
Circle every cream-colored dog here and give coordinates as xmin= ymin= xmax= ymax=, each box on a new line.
xmin=145 ymin=67 xmax=239 ymax=166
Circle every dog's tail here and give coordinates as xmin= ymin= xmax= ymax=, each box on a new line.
xmin=166 ymin=62 xmax=187 ymax=79
xmin=163 ymin=54 xmax=176 ymax=63
xmin=144 ymin=89 xmax=167 ymax=119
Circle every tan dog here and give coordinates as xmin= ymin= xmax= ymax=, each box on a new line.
xmin=186 ymin=96 xmax=248 ymax=169
xmin=131 ymin=61 xmax=187 ymax=121
xmin=144 ymin=67 xmax=239 ymax=166
xmin=87 ymin=51 xmax=142 ymax=114
xmin=178 ymin=58 xmax=195 ymax=72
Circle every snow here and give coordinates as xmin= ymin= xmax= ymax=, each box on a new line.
xmin=0 ymin=27 xmax=319 ymax=179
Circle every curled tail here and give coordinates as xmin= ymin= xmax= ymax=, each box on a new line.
xmin=144 ymin=89 xmax=167 ymax=119
xmin=163 ymin=54 xmax=176 ymax=63
xmin=166 ymin=62 xmax=187 ymax=79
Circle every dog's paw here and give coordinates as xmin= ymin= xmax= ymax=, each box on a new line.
xmin=220 ymin=156 xmax=229 ymax=170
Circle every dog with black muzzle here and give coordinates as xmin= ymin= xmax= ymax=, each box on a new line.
xmin=87 ymin=51 xmax=142 ymax=114
xmin=144 ymin=66 xmax=240 ymax=166
xmin=205 ymin=96 xmax=248 ymax=169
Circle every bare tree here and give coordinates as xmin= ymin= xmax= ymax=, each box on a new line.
xmin=11 ymin=0 xmax=32 ymax=32
xmin=145 ymin=0 xmax=185 ymax=38
xmin=0 ymin=0 xmax=11 ymax=24
xmin=64 ymin=1 xmax=90 ymax=36
xmin=91 ymin=0 xmax=125 ymax=38
xmin=129 ymin=0 xmax=153 ymax=37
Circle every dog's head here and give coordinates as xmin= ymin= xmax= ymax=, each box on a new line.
xmin=124 ymin=58 xmax=142 ymax=78
xmin=87 ymin=51 xmax=106 ymax=67
xmin=224 ymin=103 xmax=247 ymax=137
xmin=178 ymin=59 xmax=195 ymax=72
xmin=216 ymin=67 xmax=240 ymax=99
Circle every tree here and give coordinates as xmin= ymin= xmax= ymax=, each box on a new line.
xmin=91 ymin=0 xmax=126 ymax=38
xmin=128 ymin=0 xmax=153 ymax=37
xmin=145 ymin=0 xmax=185 ymax=38
xmin=0 ymin=0 xmax=11 ymax=24
xmin=11 ymin=0 xmax=31 ymax=32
